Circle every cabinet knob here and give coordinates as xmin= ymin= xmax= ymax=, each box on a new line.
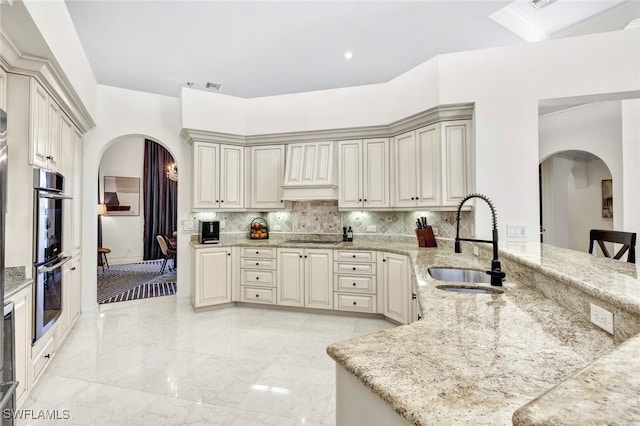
xmin=256 ymin=262 xmax=259 ymax=266
xmin=382 ymin=259 xmax=386 ymax=262
xmin=71 ymin=267 xmax=76 ymax=271
xmin=353 ymin=301 xmax=357 ymax=306
xmin=352 ymin=283 xmax=356 ymax=286
xmin=410 ymin=197 xmax=414 ymax=200
xmin=352 ymin=255 xmax=356 ymax=258
xmin=299 ymin=255 xmax=303 ymax=258
xmin=227 ymin=253 xmax=231 ymax=256
xmin=364 ymin=199 xmax=367 ymax=202
xmin=256 ymin=277 xmax=260 ymax=280
xmin=412 ymin=293 xmax=417 ymax=300
xmin=221 ymin=200 xmax=224 ymax=203
xmin=304 ymin=255 xmax=308 ymax=258
xmin=352 ymin=267 xmax=356 ymax=270
xmin=359 ymin=199 xmax=362 ymax=202
xmin=418 ymin=314 xmax=423 ymax=321
xmin=215 ymin=200 xmax=219 ymax=203
xmin=256 ymin=294 xmax=259 ymax=298
xmin=281 ymin=200 xmax=284 ymax=203
xmin=256 ymin=251 xmax=259 ymax=254
xmin=416 ymin=196 xmax=419 ymax=200
xmin=45 ymin=354 xmax=51 ymax=359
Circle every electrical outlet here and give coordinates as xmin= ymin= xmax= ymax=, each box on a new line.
xmin=366 ymin=225 xmax=377 ymax=233
xmin=590 ymin=303 xmax=614 ymax=334
xmin=473 ymin=246 xmax=479 ymax=256
xmin=272 ymin=224 xmax=282 ymax=231
xmin=432 ymin=227 xmax=438 ymax=236
xmin=219 ymin=220 xmax=225 ymax=229
xmin=507 ymin=224 xmax=527 ymax=238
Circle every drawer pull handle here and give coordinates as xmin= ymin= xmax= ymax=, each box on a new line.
xmin=45 ymin=354 xmax=51 ymax=359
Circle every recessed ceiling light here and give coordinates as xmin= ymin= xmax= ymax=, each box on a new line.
xmin=206 ymin=82 xmax=222 ymax=91
xmin=344 ymin=51 xmax=353 ymax=60
xmin=530 ymin=0 xmax=557 ymax=10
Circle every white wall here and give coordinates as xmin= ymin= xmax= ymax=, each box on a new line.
xmin=81 ymin=85 xmax=189 ymax=314
xmin=622 ymin=99 xmax=640 ymax=240
xmin=99 ymin=137 xmax=145 ymax=264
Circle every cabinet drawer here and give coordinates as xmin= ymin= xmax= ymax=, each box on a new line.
xmin=241 ymin=247 xmax=276 ymax=258
xmin=241 ymin=270 xmax=275 ymax=286
xmin=335 ymin=262 xmax=375 ymax=275
xmin=335 ymin=250 xmax=375 ymax=262
xmin=241 ymin=258 xmax=275 ymax=270
xmin=334 ymin=293 xmax=377 ymax=313
xmin=335 ymin=275 xmax=376 ymax=293
xmin=241 ymin=286 xmax=276 ymax=304
xmin=32 ymin=336 xmax=55 ymax=383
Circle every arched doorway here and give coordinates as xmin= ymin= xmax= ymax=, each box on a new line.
xmin=96 ymin=135 xmax=178 ymax=304
xmin=539 ymin=150 xmax=613 ymax=252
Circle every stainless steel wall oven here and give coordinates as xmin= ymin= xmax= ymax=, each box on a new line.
xmin=33 ymin=169 xmax=70 ymax=342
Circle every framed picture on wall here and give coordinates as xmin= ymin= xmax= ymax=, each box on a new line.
xmin=602 ymin=179 xmax=613 ymax=218
xmin=103 ymin=176 xmax=140 ymax=216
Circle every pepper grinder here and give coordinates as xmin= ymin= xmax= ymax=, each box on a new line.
xmin=342 ymin=226 xmax=348 ymax=242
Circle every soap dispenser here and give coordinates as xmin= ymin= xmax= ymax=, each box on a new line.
xmin=347 ymin=226 xmax=353 ymax=242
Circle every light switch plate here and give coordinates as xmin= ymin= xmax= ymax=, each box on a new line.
xmin=182 ymin=219 xmax=194 ymax=232
xmin=366 ymin=225 xmax=377 ymax=233
xmin=507 ymin=224 xmax=527 ymax=238
xmin=272 ymin=224 xmax=282 ymax=231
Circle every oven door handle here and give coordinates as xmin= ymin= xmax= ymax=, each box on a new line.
xmin=37 ymin=256 xmax=72 ymax=273
xmin=37 ymin=192 xmax=72 ymax=200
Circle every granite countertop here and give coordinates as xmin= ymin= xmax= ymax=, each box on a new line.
xmin=4 ymin=266 xmax=32 ymax=299
xmin=192 ymin=234 xmax=640 ymax=424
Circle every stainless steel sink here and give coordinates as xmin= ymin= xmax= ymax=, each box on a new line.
xmin=428 ymin=267 xmax=492 ymax=284
xmin=436 ymin=285 xmax=504 ymax=295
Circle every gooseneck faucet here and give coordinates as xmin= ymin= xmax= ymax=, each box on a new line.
xmin=454 ymin=193 xmax=506 ymax=286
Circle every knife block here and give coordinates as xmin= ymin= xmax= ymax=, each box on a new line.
xmin=416 ymin=227 xmax=437 ymax=248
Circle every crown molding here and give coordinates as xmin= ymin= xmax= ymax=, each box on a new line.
xmin=0 ymin=31 xmax=96 ymax=133
xmin=182 ymin=103 xmax=474 ymax=145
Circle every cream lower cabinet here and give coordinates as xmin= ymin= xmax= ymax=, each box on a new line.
xmin=7 ymin=285 xmax=32 ymax=408
xmin=333 ymin=250 xmax=378 ymax=313
xmin=191 ymin=246 xmax=233 ymax=308
xmin=240 ymin=247 xmax=277 ymax=305
xmin=379 ymin=252 xmax=411 ymax=324
xmin=57 ymin=255 xmax=82 ymax=347
xmin=277 ymin=248 xmax=333 ymax=309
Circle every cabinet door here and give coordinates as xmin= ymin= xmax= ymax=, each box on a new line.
xmin=59 ymin=113 xmax=73 ymax=192
xmin=193 ymin=248 xmax=232 ymax=307
xmin=30 ymin=80 xmax=50 ymax=168
xmin=57 ymin=261 xmax=72 ymax=345
xmin=8 ymin=286 xmax=32 ymax=408
xmin=72 ymin=128 xmax=83 ymax=255
xmin=250 ymin=145 xmax=285 ymax=209
xmin=416 ymin=124 xmax=441 ymax=206
xmin=277 ymin=248 xmax=304 ymax=307
xmin=219 ymin=144 xmax=244 ymax=209
xmin=381 ymin=253 xmax=410 ymax=324
xmin=47 ymin=100 xmax=61 ymax=171
xmin=393 ymin=131 xmax=417 ymax=207
xmin=338 ymin=140 xmax=363 ymax=209
xmin=69 ymin=256 xmax=82 ymax=325
xmin=442 ymin=120 xmax=470 ymax=206
xmin=363 ymin=138 xmax=389 ymax=208
xmin=0 ymin=67 xmax=6 ymax=110
xmin=305 ymin=249 xmax=333 ymax=309
xmin=193 ymin=142 xmax=220 ymax=209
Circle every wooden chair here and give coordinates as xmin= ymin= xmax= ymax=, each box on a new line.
xmin=588 ymin=229 xmax=636 ymax=264
xmin=156 ymin=235 xmax=177 ymax=273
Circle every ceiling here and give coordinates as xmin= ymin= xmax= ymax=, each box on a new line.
xmin=55 ymin=1 xmax=640 ymax=99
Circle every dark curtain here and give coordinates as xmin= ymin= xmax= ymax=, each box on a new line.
xmin=143 ymin=140 xmax=178 ymax=260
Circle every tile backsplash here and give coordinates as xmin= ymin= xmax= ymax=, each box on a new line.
xmin=192 ymin=201 xmax=473 ymax=239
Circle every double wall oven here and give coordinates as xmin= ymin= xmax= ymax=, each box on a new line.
xmin=33 ymin=169 xmax=70 ymax=342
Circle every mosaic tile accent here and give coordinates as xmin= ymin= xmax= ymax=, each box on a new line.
xmin=192 ymin=202 xmax=473 ymax=238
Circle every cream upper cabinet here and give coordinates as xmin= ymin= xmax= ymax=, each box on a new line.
xmin=30 ymin=79 xmax=51 ymax=169
xmin=441 ymin=120 xmax=471 ymax=206
xmin=282 ymin=141 xmax=337 ymax=200
xmin=59 ymin=113 xmax=73 ymax=193
xmin=338 ymin=138 xmax=389 ymax=209
xmin=379 ymin=252 xmax=410 ymax=324
xmin=71 ymin=128 xmax=83 ymax=255
xmin=191 ymin=246 xmax=232 ymax=308
xmin=277 ymin=248 xmax=333 ymax=309
xmin=192 ymin=142 xmax=244 ymax=210
xmin=249 ymin=144 xmax=286 ymax=209
xmin=393 ymin=121 xmax=470 ymax=208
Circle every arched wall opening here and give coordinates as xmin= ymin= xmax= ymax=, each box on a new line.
xmin=539 ymin=150 xmax=613 ymax=251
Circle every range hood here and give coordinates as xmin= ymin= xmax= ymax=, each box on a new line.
xmin=281 ymin=141 xmax=338 ymax=200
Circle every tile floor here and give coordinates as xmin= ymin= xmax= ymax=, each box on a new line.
xmin=19 ymin=296 xmax=395 ymax=425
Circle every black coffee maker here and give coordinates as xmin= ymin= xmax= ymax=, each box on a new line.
xmin=199 ymin=221 xmax=220 ymax=244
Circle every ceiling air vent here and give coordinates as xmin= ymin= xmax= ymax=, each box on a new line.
xmin=530 ymin=0 xmax=557 ymax=10
xmin=206 ymin=82 xmax=222 ymax=91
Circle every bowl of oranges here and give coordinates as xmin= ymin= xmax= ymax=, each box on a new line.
xmin=249 ymin=217 xmax=269 ymax=239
